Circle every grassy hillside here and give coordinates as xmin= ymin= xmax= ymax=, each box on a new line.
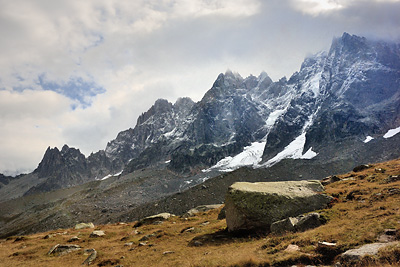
xmin=1 ymin=159 xmax=400 ymax=266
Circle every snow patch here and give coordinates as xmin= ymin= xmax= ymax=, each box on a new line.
xmin=302 ymin=71 xmax=322 ymax=96
xmin=300 ymin=147 xmax=318 ymax=159
xmin=363 ymin=136 xmax=374 ymax=143
xmin=100 ymin=170 xmax=123 ymax=181
xmin=266 ymin=109 xmax=286 ymax=127
xmin=383 ymin=126 xmax=400 ymax=139
xmin=205 ymin=141 xmax=266 ymax=173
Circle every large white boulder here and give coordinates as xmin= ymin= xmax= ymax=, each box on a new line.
xmin=225 ymin=180 xmax=332 ymax=232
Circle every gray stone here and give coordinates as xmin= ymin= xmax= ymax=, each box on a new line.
xmin=217 ymin=206 xmax=226 ymax=220
xmin=353 ymin=164 xmax=372 ymax=172
xmin=340 ymin=242 xmax=398 ymax=263
xmin=67 ymin=236 xmax=80 ymax=242
xmin=182 ymin=204 xmax=223 ymax=218
xmin=134 ymin=213 xmax=174 ymax=227
xmin=47 ymin=244 xmax=81 ymax=256
xmin=270 ymin=217 xmax=298 ymax=234
xmin=89 ymin=230 xmax=105 ymax=238
xmin=74 ymin=222 xmax=94 ymax=230
xmin=295 ymin=213 xmax=322 ymax=232
xmin=271 ymin=212 xmax=323 ymax=234
xmin=321 ymin=175 xmax=341 ymax=186
xmin=82 ymin=250 xmax=97 ymax=265
xmin=225 ymin=180 xmax=332 ymax=232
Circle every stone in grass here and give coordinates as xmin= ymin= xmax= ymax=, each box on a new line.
xmin=74 ymin=222 xmax=95 ymax=230
xmin=340 ymin=242 xmax=398 ymax=264
xmin=89 ymin=230 xmax=105 ymax=238
xmin=225 ymin=180 xmax=332 ymax=232
xmin=82 ymin=250 xmax=97 ymax=265
xmin=67 ymin=236 xmax=80 ymax=242
xmin=134 ymin=213 xmax=174 ymax=227
xmin=47 ymin=244 xmax=81 ymax=256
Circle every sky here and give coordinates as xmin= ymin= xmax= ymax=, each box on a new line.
xmin=1 ymin=0 xmax=400 ymax=176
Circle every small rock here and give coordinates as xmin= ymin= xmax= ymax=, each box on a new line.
xmin=321 ymin=175 xmax=341 ymax=186
xmin=377 ymin=229 xmax=398 ymax=242
xmin=217 ymin=206 xmax=226 ymax=220
xmin=47 ymin=244 xmax=60 ymax=255
xmin=82 ymin=250 xmax=97 ymax=265
xmin=375 ymin=168 xmax=386 ymax=173
xmin=84 ymin=248 xmax=96 ymax=255
xmin=138 ymin=242 xmax=147 ymax=246
xmin=120 ymin=236 xmax=129 ymax=241
xmin=182 ymin=204 xmax=222 ymax=218
xmin=14 ymin=236 xmax=27 ymax=242
xmin=43 ymin=234 xmax=55 ymax=239
xmin=89 ymin=230 xmax=105 ymax=238
xmin=163 ymin=251 xmax=175 ymax=255
xmin=180 ymin=227 xmax=195 ymax=233
xmin=340 ymin=242 xmax=397 ymax=264
xmin=384 ymin=175 xmax=400 ymax=183
xmin=353 ymin=164 xmax=372 ymax=172
xmin=75 ymin=222 xmax=94 ymax=230
xmin=193 ymin=241 xmax=203 ymax=247
xmin=270 ymin=213 xmax=322 ymax=234
xmin=124 ymin=242 xmax=134 ymax=246
xmin=139 ymin=235 xmax=152 ymax=241
xmin=134 ymin=213 xmax=174 ymax=227
xmin=284 ymin=244 xmax=300 ymax=252
xmin=200 ymin=221 xmax=210 ymax=226
xmin=47 ymin=244 xmax=81 ymax=256
xmin=67 ymin=236 xmax=80 ymax=242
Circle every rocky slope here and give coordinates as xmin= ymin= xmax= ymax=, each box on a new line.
xmin=1 ymin=158 xmax=400 ymax=267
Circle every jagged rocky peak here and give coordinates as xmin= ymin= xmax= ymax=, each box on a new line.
xmin=173 ymin=97 xmax=195 ymax=114
xmin=212 ymin=70 xmax=243 ymax=89
xmin=331 ymin=32 xmax=368 ymax=55
xmin=34 ymin=146 xmax=63 ymax=177
xmin=136 ymin=99 xmax=173 ymax=125
xmin=34 ymin=145 xmax=88 ymax=178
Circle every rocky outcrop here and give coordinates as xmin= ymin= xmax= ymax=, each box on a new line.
xmin=225 ymin=180 xmax=332 ymax=232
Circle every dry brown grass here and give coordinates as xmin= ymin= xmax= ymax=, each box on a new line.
xmin=1 ymin=158 xmax=400 ymax=266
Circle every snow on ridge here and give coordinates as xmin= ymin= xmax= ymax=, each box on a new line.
xmin=363 ymin=136 xmax=374 ymax=143
xmin=100 ymin=170 xmax=123 ymax=181
xmin=383 ymin=126 xmax=400 ymax=139
xmin=204 ymin=141 xmax=266 ymax=173
xmin=302 ymin=71 xmax=322 ymax=97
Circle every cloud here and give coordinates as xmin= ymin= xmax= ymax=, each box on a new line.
xmin=1 ymin=0 xmax=400 ymax=175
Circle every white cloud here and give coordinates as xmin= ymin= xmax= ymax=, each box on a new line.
xmin=291 ymin=0 xmax=400 ymax=16
xmin=0 ymin=0 xmax=400 ymax=175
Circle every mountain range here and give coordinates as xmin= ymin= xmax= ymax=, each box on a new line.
xmin=0 ymin=32 xmax=400 ymax=237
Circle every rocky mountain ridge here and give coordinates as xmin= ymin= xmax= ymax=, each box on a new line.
xmin=1 ymin=32 xmax=400 ymax=200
